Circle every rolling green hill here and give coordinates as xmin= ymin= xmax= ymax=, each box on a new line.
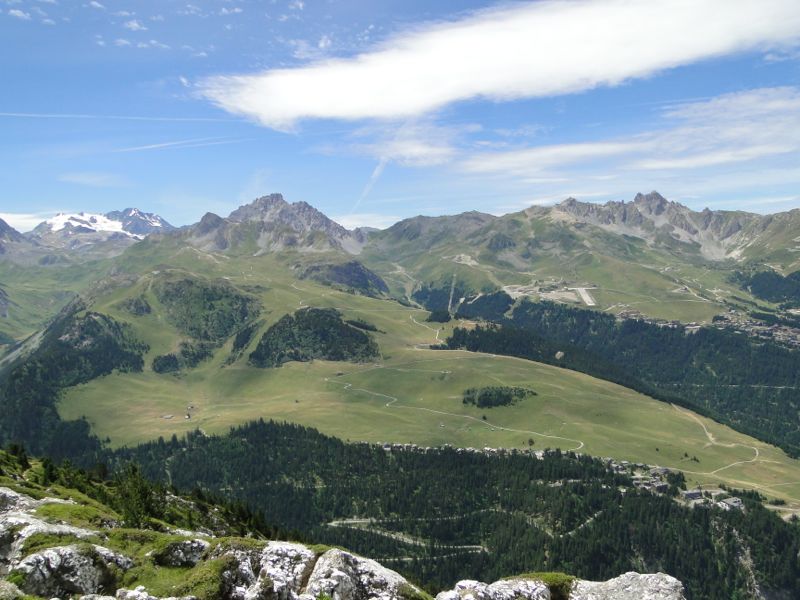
xmin=4 ymin=193 xmax=800 ymax=520
xmin=14 ymin=251 xmax=788 ymax=513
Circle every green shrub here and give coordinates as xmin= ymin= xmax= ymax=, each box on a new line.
xmin=152 ymin=354 xmax=180 ymax=374
xmin=174 ymin=556 xmax=238 ymax=600
xmin=462 ymin=386 xmax=536 ymax=408
xmin=118 ymin=296 xmax=151 ymax=316
xmin=398 ymin=582 xmax=433 ymax=600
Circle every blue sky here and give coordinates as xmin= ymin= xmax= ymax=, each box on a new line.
xmin=1 ymin=0 xmax=800 ymax=231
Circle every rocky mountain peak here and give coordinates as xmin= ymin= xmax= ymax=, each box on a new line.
xmin=552 ymin=191 xmax=767 ymax=259
xmin=196 ymin=212 xmax=225 ymax=234
xmin=228 ymin=194 xmax=350 ymax=237
xmin=184 ymin=194 xmax=365 ymax=255
xmin=633 ymin=191 xmax=671 ymax=214
xmin=228 ymin=193 xmax=290 ymax=222
xmin=29 ymin=209 xmax=172 ymax=241
xmin=0 ymin=218 xmax=23 ymax=243
xmin=104 ymin=208 xmax=174 ymax=236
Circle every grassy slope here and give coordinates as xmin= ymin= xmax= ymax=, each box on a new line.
xmin=0 ymin=259 xmax=112 ymax=342
xmin=0 ymin=452 xmax=287 ymax=599
xmin=55 ymin=248 xmax=800 ymax=512
xmin=361 ymin=215 xmax=759 ymax=324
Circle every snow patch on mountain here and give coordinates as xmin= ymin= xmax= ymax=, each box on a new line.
xmin=44 ymin=213 xmax=141 ymax=238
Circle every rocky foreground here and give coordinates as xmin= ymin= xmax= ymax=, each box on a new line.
xmin=0 ymin=485 xmax=685 ymax=600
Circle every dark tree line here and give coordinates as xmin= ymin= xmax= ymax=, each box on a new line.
xmin=462 ymin=386 xmax=535 ymax=408
xmin=248 ymin=307 xmax=379 ymax=367
xmin=115 ymin=420 xmax=800 ymax=599
xmin=0 ymin=302 xmax=146 ymax=462
xmin=734 ymin=270 xmax=800 ymax=306
xmin=445 ymin=292 xmax=800 ymax=456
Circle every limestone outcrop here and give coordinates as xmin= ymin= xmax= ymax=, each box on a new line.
xmin=1 ymin=485 xmax=687 ymax=600
xmin=570 ymin=572 xmax=686 ymax=600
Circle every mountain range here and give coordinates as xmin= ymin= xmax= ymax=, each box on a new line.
xmin=2 ymin=191 xmax=800 ymax=598
xmin=0 ymin=208 xmax=174 ymax=265
xmin=3 ymin=191 xmax=800 ymax=343
xmin=4 ymin=190 xmax=799 ymax=266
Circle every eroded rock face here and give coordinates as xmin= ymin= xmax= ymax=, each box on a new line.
xmin=436 ymin=578 xmax=550 ymax=600
xmin=153 ymin=539 xmax=210 ymax=568
xmin=14 ymin=544 xmax=133 ymax=598
xmin=209 ymin=540 xmax=318 ymax=600
xmin=0 ymin=487 xmax=97 ymax=574
xmin=301 ymin=548 xmax=421 ymax=600
xmin=570 ymin=572 xmax=685 ymax=600
xmin=257 ymin=541 xmax=318 ymax=600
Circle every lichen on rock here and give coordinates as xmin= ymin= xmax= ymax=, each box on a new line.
xmin=13 ymin=543 xmax=133 ymax=597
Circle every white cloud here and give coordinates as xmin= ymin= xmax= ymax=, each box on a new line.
xmin=8 ymin=8 xmax=31 ymax=19
xmin=199 ymin=0 xmax=800 ymax=130
xmin=350 ymin=120 xmax=473 ymax=167
xmin=150 ymin=14 xmax=164 ymax=21
xmin=136 ymin=39 xmax=170 ymax=49
xmin=288 ymin=0 xmax=303 ymax=10
xmin=318 ymin=34 xmax=331 ymax=50
xmin=220 ymin=7 xmax=242 ymax=15
xmin=114 ymin=38 xmax=130 ymax=46
xmin=332 ymin=213 xmax=400 ymax=230
xmin=58 ymin=172 xmax=127 ymax=187
xmin=87 ymin=1 xmax=104 ymax=9
xmin=460 ymin=87 xmax=800 ymax=178
xmin=288 ymin=38 xmax=331 ymax=61
xmin=42 ymin=18 xmax=55 ymax=25
xmin=462 ymin=140 xmax=648 ymax=175
xmin=180 ymin=4 xmax=204 ymax=17
xmin=0 ymin=212 xmax=52 ymax=232
xmin=123 ymin=19 xmax=147 ymax=31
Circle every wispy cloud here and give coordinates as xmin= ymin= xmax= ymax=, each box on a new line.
xmin=58 ymin=172 xmax=128 ymax=187
xmin=0 ymin=212 xmax=52 ymax=232
xmin=112 ymin=137 xmax=245 ymax=153
xmin=8 ymin=9 xmax=31 ymax=20
xmin=123 ymin=19 xmax=146 ymax=31
xmin=136 ymin=39 xmax=169 ymax=49
xmin=352 ymin=157 xmax=389 ymax=213
xmin=199 ymin=0 xmax=800 ymax=130
xmin=460 ymin=87 xmax=800 ymax=178
xmin=349 ymin=120 xmax=470 ymax=167
xmin=0 ymin=111 xmax=235 ymax=122
xmin=332 ymin=212 xmax=399 ymax=230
